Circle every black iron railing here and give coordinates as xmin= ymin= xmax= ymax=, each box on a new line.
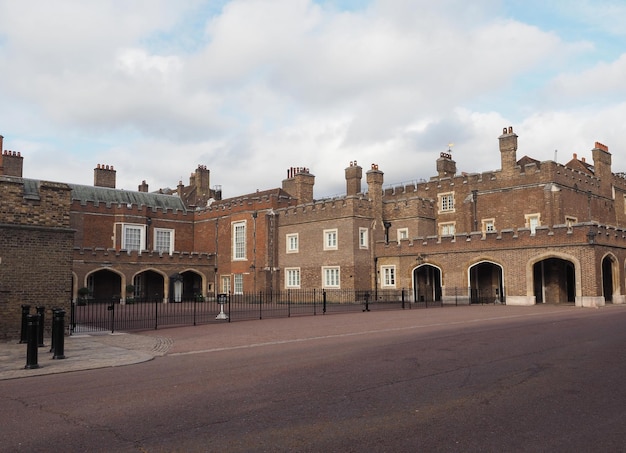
xmin=70 ymin=287 xmax=505 ymax=334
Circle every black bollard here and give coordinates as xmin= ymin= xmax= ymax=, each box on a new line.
xmin=25 ymin=314 xmax=40 ymax=369
xmin=36 ymin=306 xmax=46 ymax=347
xmin=50 ymin=308 xmax=60 ymax=353
xmin=52 ymin=309 xmax=66 ymax=360
xmin=19 ymin=304 xmax=31 ymax=344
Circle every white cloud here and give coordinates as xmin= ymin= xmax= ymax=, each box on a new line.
xmin=0 ymin=0 xmax=624 ymax=198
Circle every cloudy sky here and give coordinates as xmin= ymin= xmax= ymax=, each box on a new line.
xmin=1 ymin=0 xmax=625 ymax=199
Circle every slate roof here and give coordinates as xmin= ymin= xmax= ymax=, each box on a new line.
xmin=69 ymin=183 xmax=187 ymax=211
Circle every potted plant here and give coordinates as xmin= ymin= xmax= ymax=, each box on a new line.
xmin=125 ymin=284 xmax=136 ymax=304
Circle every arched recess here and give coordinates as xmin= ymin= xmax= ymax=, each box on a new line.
xmin=181 ymin=269 xmax=205 ymax=301
xmin=468 ymin=260 xmax=504 ymax=304
xmin=532 ymin=256 xmax=576 ymax=304
xmin=413 ymin=264 xmax=442 ymax=303
xmin=85 ymin=268 xmax=124 ymax=301
xmin=601 ymin=253 xmax=619 ymax=303
xmin=133 ymin=268 xmax=167 ymax=302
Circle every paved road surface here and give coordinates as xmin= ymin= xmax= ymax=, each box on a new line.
xmin=1 ymin=305 xmax=625 ymax=452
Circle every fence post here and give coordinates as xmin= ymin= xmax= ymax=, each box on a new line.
xmin=108 ymin=301 xmax=115 ymax=333
xmin=70 ymin=300 xmax=76 ymax=334
xmin=287 ymin=290 xmax=291 ymax=318
xmin=193 ymin=297 xmax=197 ymax=326
xmin=154 ymin=295 xmax=159 ymax=330
xmin=19 ymin=304 xmax=31 ymax=344
xmin=401 ymin=288 xmax=405 ymax=309
xmin=24 ymin=314 xmax=40 ymax=369
xmin=313 ymin=289 xmax=317 ymax=316
xmin=323 ymin=290 xmax=327 ymax=314
xmin=259 ymin=291 xmax=263 ymax=320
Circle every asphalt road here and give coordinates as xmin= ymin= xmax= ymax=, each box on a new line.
xmin=1 ymin=305 xmax=625 ymax=452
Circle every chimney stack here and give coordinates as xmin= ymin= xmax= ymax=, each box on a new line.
xmin=499 ymin=126 xmax=518 ymax=177
xmin=94 ymin=164 xmax=116 ymax=188
xmin=138 ymin=180 xmax=149 ymax=192
xmin=345 ymin=161 xmax=362 ymax=196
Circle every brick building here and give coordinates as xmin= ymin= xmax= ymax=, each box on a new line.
xmin=0 ymin=135 xmax=74 ymax=339
xmin=1 ymin=126 xmax=625 ymax=338
xmin=276 ymin=127 xmax=626 ymax=308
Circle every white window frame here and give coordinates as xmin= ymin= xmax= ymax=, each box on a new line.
xmin=438 ymin=192 xmax=455 ymax=213
xmin=359 ymin=227 xmax=368 ymax=249
xmin=324 ymin=229 xmax=338 ymax=250
xmin=482 ymin=219 xmax=495 ymax=234
xmin=381 ymin=265 xmax=396 ymax=288
xmin=154 ymin=228 xmax=174 ymax=254
xmin=232 ymin=221 xmax=247 ymax=260
xmin=322 ymin=266 xmax=340 ymax=288
xmin=525 ymin=213 xmax=541 ymax=235
xmin=233 ymin=274 xmax=243 ymax=294
xmin=397 ymin=228 xmax=409 ymax=242
xmin=220 ymin=275 xmax=231 ymax=294
xmin=439 ymin=222 xmax=456 ymax=236
xmin=286 ymin=233 xmax=299 ymax=253
xmin=122 ymin=223 xmax=145 ymax=252
xmin=285 ymin=268 xmax=301 ymax=288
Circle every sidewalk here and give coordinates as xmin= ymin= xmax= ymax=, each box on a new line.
xmin=0 ymin=332 xmax=172 ymax=380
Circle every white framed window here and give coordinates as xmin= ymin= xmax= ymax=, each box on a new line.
xmin=286 ymin=233 xmax=299 ymax=253
xmin=232 ymin=221 xmax=246 ymax=260
xmin=525 ymin=213 xmax=541 ymax=235
xmin=381 ymin=265 xmax=396 ymax=288
xmin=438 ymin=192 xmax=455 ymax=213
xmin=324 ymin=229 xmax=338 ymax=250
xmin=359 ymin=227 xmax=368 ymax=249
xmin=233 ymin=274 xmax=243 ymax=294
xmin=285 ymin=268 xmax=301 ymax=288
xmin=322 ymin=266 xmax=340 ymax=288
xmin=482 ymin=219 xmax=495 ymax=234
xmin=439 ymin=222 xmax=456 ymax=236
xmin=122 ymin=224 xmax=145 ymax=251
xmin=397 ymin=228 xmax=409 ymax=242
xmin=220 ymin=275 xmax=230 ymax=294
xmin=154 ymin=228 xmax=174 ymax=254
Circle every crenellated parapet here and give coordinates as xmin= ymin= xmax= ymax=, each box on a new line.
xmin=375 ymin=222 xmax=626 ymax=256
xmin=278 ymin=195 xmax=372 ymax=224
xmin=73 ymin=247 xmax=215 ymax=261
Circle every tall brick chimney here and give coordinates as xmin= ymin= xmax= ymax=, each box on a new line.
xmin=282 ymin=167 xmax=315 ymax=204
xmin=138 ymin=180 xmax=149 ymax=192
xmin=436 ymin=150 xmax=456 ymax=178
xmin=0 ymin=149 xmax=24 ymax=177
xmin=499 ymin=126 xmax=518 ymax=177
xmin=193 ymin=165 xmax=210 ymax=198
xmin=592 ymin=141 xmax=612 ymax=196
xmin=345 ymin=161 xmax=362 ymax=196
xmin=94 ymin=164 xmax=116 ymax=188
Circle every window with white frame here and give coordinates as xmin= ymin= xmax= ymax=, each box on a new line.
xmin=232 ymin=221 xmax=246 ymax=260
xmin=525 ymin=213 xmax=541 ymax=235
xmin=322 ymin=266 xmax=340 ymax=288
xmin=397 ymin=228 xmax=409 ymax=242
xmin=285 ymin=268 xmax=301 ymax=288
xmin=221 ymin=276 xmax=231 ymax=294
xmin=233 ymin=274 xmax=243 ymax=294
xmin=482 ymin=219 xmax=495 ymax=234
xmin=154 ymin=228 xmax=174 ymax=254
xmin=439 ymin=222 xmax=456 ymax=236
xmin=438 ymin=192 xmax=455 ymax=213
xmin=324 ymin=229 xmax=338 ymax=250
xmin=359 ymin=227 xmax=368 ymax=249
xmin=286 ymin=233 xmax=299 ymax=253
xmin=381 ymin=265 xmax=396 ymax=287
xmin=122 ymin=224 xmax=145 ymax=251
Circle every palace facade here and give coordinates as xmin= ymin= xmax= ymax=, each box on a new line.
xmin=1 ymin=127 xmax=625 ymax=337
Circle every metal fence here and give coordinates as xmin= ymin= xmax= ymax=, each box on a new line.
xmin=69 ymin=287 xmax=504 ymax=334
